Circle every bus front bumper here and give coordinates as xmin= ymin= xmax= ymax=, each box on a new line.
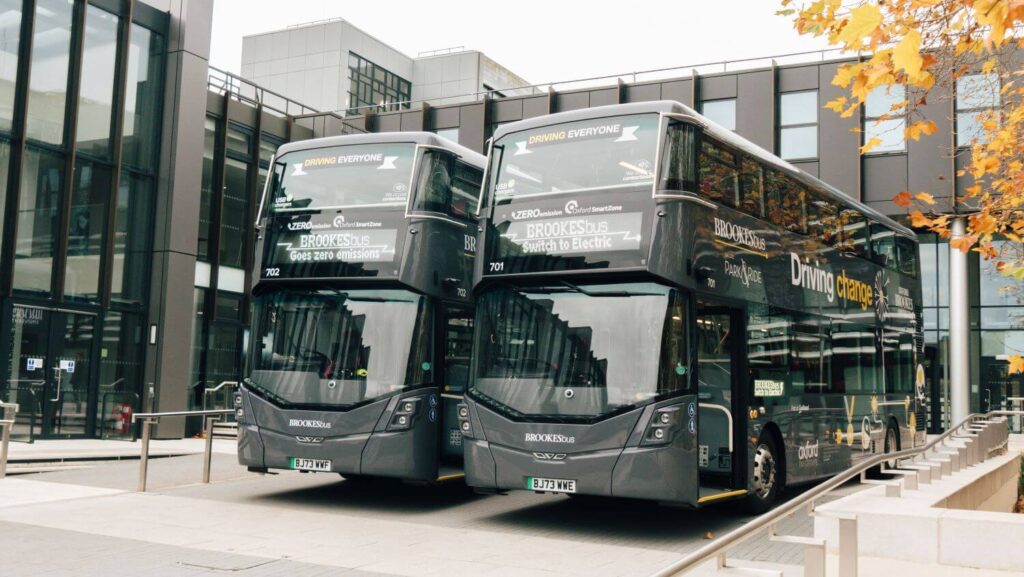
xmin=461 ymin=398 xmax=700 ymax=505
xmin=236 ymin=385 xmax=441 ymax=482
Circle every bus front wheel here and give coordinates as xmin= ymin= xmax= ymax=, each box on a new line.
xmin=748 ymin=437 xmax=781 ymax=513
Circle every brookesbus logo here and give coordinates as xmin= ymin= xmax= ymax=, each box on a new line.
xmin=713 ymin=217 xmax=767 ymax=254
xmin=289 ymin=419 xmax=332 ymax=429
xmin=525 ymin=433 xmax=576 ymax=444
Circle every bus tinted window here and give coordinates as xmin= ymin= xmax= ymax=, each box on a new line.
xmin=838 ymin=208 xmax=869 ymax=258
xmin=698 ymin=140 xmax=738 ymax=207
xmin=411 ymin=149 xmax=481 ymax=220
xmin=659 ymin=120 xmax=696 ymax=192
xmin=739 ymin=157 xmax=764 ymax=217
xmin=270 ymin=143 xmax=415 ymax=212
xmin=896 ymin=236 xmax=918 ymax=277
xmin=831 ymin=324 xmax=882 ymax=395
xmin=806 ymin=193 xmax=840 ymax=248
xmin=870 ymin=223 xmax=898 ymax=269
xmin=883 ymin=331 xmax=914 ymax=394
xmin=765 ymin=169 xmax=806 ymax=234
xmin=490 ymin=114 xmax=660 ymax=202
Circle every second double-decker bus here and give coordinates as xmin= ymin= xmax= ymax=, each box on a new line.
xmin=459 ymin=101 xmax=926 ymax=510
xmin=236 ymin=132 xmax=485 ymax=483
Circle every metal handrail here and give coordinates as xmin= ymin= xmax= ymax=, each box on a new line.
xmin=0 ymin=402 xmax=20 ymax=478
xmin=132 ymin=409 xmax=235 ymax=492
xmin=202 ymin=381 xmax=238 ymax=412
xmin=650 ymin=410 xmax=1023 ymax=577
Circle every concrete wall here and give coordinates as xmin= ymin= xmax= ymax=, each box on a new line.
xmin=241 ymin=20 xmax=413 ymax=113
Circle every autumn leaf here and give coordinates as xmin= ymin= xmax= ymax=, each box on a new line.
xmin=894 ymin=191 xmax=913 ymax=208
xmin=1009 ymin=355 xmax=1024 ymax=375
xmin=835 ymin=3 xmax=882 ymax=47
xmin=915 ymin=192 xmax=936 ymax=205
xmin=893 ymin=30 xmax=926 ymax=81
xmin=860 ymin=137 xmax=883 ymax=154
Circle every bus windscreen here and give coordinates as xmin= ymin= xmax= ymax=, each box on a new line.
xmin=269 ymin=143 xmax=416 ymax=212
xmin=470 ymin=282 xmax=689 ymax=419
xmin=490 ymin=114 xmax=661 ymax=202
xmin=249 ymin=288 xmax=433 ymax=408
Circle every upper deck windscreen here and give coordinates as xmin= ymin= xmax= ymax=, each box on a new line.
xmin=270 ymin=143 xmax=415 ymax=212
xmin=491 ymin=114 xmax=660 ymax=202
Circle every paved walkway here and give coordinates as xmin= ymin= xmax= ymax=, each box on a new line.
xmin=0 ymin=448 xmax=868 ymax=576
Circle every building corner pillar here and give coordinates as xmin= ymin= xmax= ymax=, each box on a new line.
xmin=948 ymin=216 xmax=971 ymax=426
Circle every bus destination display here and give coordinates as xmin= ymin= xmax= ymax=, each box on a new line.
xmin=501 ymin=211 xmax=643 ymax=255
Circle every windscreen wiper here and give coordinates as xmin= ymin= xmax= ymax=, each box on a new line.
xmin=555 ymin=280 xmax=664 ymax=297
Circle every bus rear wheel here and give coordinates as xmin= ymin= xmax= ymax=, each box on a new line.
xmin=748 ymin=437 xmax=781 ymax=514
xmin=883 ymin=426 xmax=899 ymax=471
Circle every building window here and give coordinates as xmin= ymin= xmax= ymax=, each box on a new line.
xmin=346 ymin=52 xmax=410 ymax=114
xmin=779 ymin=91 xmax=818 ymax=160
xmin=25 ymin=0 xmax=74 ymax=146
xmin=434 ymin=127 xmax=459 ymax=143
xmin=864 ymin=84 xmax=906 ymax=154
xmin=701 ymin=99 xmax=736 ymax=131
xmin=956 ymin=73 xmax=1000 ymax=147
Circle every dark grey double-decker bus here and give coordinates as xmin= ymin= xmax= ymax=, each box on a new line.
xmin=460 ymin=101 xmax=926 ymax=510
xmin=236 ymin=133 xmax=485 ymax=483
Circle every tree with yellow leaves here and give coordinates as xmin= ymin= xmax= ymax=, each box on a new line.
xmin=780 ymin=0 xmax=1024 ymax=373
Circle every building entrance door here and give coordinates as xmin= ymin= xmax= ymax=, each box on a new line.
xmin=4 ymin=305 xmax=97 ymax=439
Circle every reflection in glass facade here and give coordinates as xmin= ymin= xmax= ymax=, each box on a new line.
xmin=0 ymin=1 xmax=166 ymax=439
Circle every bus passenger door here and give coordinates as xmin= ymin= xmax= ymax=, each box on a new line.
xmin=696 ymin=302 xmax=747 ymax=492
xmin=440 ymin=306 xmax=474 ymax=472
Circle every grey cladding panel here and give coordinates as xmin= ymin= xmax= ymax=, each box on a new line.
xmin=863 ymin=154 xmax=908 ymax=204
xmin=227 ymin=98 xmax=258 ymax=126
xmin=625 ymin=83 xmax=661 ymax=103
xmin=522 ymin=95 xmax=551 ymax=119
xmin=400 ymin=110 xmax=425 ymax=131
xmin=699 ymin=75 xmax=737 ymax=100
xmin=459 ymin=103 xmax=487 ymax=153
xmin=791 ymin=160 xmax=819 ymax=178
xmin=556 ymin=90 xmax=590 ymax=112
xmin=492 ymin=99 xmax=524 ymax=123
xmin=908 ymin=81 xmax=954 ymax=209
xmin=376 ymin=113 xmax=402 ymax=133
xmin=589 ymin=88 xmax=619 ymax=107
xmin=817 ymin=63 xmax=860 ymax=200
xmin=261 ymin=112 xmax=289 ymax=139
xmin=778 ymin=66 xmax=819 ymax=92
xmin=432 ymin=107 xmax=460 ymax=129
xmin=736 ymin=70 xmax=774 ymax=151
xmin=660 ymin=80 xmax=694 ymax=107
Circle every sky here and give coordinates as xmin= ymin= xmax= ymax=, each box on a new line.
xmin=210 ymin=0 xmax=834 ymax=86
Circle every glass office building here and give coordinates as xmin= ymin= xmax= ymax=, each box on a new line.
xmin=0 ymin=0 xmax=165 ymax=440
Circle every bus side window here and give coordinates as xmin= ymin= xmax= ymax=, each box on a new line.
xmin=765 ymin=170 xmax=806 ymax=235
xmin=838 ymin=208 xmax=869 ymax=259
xmin=450 ymin=160 xmax=481 ymax=220
xmin=659 ymin=120 xmax=696 ymax=192
xmin=444 ymin=306 xmax=474 ymax=394
xmin=806 ymin=193 xmax=840 ymax=249
xmin=869 ymin=222 xmax=897 ymax=270
xmin=413 ymin=150 xmax=480 ymax=222
xmin=698 ymin=140 xmax=738 ymax=208
xmin=896 ymin=236 xmax=919 ymax=277
xmin=739 ymin=157 xmax=764 ymax=218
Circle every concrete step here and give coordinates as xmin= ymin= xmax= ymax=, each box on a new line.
xmin=211 ymin=421 xmax=237 ymax=440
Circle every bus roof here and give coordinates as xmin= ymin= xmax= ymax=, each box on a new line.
xmin=490 ymin=101 xmax=917 ymax=241
xmin=275 ymin=131 xmax=487 ymax=169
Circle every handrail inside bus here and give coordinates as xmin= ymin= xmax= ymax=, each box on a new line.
xmin=649 ymin=409 xmax=1024 ymax=577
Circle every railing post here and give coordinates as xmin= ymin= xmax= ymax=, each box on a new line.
xmin=838 ymin=514 xmax=858 ymax=577
xmin=202 ymin=416 xmax=217 ymax=484
xmin=0 ymin=403 xmax=16 ymax=479
xmin=137 ymin=418 xmax=152 ymax=492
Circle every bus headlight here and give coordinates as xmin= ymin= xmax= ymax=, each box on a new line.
xmin=387 ymin=397 xmax=420 ymax=431
xmin=643 ymin=406 xmax=681 ymax=446
xmin=457 ymin=403 xmax=472 ymax=438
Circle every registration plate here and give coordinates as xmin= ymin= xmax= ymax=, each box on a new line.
xmin=527 ymin=476 xmax=577 ymax=493
xmin=290 ymin=458 xmax=331 ymax=471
